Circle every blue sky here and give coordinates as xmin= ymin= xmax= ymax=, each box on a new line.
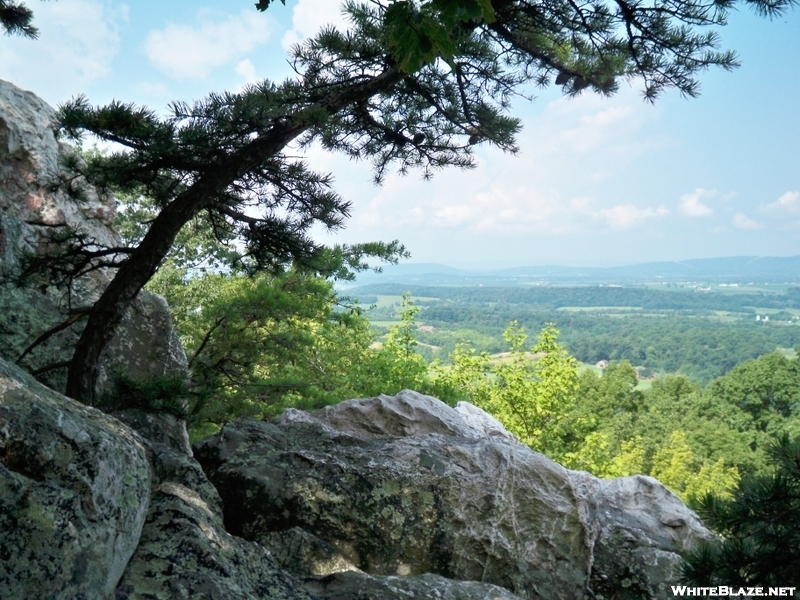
xmin=1 ymin=0 xmax=798 ymax=268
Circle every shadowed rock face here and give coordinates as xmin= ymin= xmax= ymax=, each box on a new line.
xmin=1 ymin=357 xmax=522 ymax=600
xmin=0 ymin=358 xmax=151 ymax=600
xmin=196 ymin=390 xmax=715 ymax=600
xmin=0 ymin=79 xmax=186 ymax=396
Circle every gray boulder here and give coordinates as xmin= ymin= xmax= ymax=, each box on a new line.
xmin=113 ymin=387 xmax=518 ymax=599
xmin=196 ymin=390 xmax=714 ymax=600
xmin=0 ymin=79 xmax=186 ymax=396
xmin=0 ymin=357 xmax=151 ymax=599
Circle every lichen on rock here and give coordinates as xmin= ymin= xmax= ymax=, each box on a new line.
xmin=196 ymin=390 xmax=715 ymax=600
xmin=0 ymin=358 xmax=151 ymax=599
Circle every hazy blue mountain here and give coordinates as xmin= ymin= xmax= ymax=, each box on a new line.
xmin=350 ymin=256 xmax=800 ymax=286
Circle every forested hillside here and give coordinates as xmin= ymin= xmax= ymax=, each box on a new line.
xmin=358 ymin=283 xmax=800 ymax=311
xmin=355 ymin=284 xmax=800 ymax=383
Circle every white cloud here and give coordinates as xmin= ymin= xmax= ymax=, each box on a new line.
xmin=300 ymin=85 xmax=673 ymax=247
xmin=732 ymin=213 xmax=764 ymax=230
xmin=531 ymin=88 xmax=668 ymax=163
xmin=766 ymin=190 xmax=800 ymax=213
xmin=145 ymin=10 xmax=271 ymax=81
xmin=281 ymin=0 xmax=349 ymax=50
xmin=434 ymin=204 xmax=474 ymax=227
xmin=600 ymin=204 xmax=669 ymax=230
xmin=0 ymin=0 xmax=125 ymax=102
xmin=469 ymin=188 xmax=566 ymax=233
xmin=135 ymin=81 xmax=170 ymax=98
xmin=236 ymin=59 xmax=260 ymax=87
xmin=678 ymin=188 xmax=715 ymax=217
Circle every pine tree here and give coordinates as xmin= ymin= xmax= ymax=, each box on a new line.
xmin=1 ymin=0 xmax=36 ymax=38
xmin=16 ymin=0 xmax=796 ymax=403
xmin=683 ymin=433 xmax=800 ymax=586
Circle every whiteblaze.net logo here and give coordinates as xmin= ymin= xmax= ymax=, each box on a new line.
xmin=671 ymin=586 xmax=797 ymax=597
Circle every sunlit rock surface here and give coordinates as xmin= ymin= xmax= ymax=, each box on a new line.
xmin=196 ymin=390 xmax=714 ymax=600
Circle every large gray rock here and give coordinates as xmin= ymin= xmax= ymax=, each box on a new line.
xmin=0 ymin=79 xmax=186 ymax=396
xmin=196 ymin=390 xmax=714 ymax=600
xmin=113 ymin=390 xmax=517 ymax=600
xmin=0 ymin=357 xmax=151 ymax=599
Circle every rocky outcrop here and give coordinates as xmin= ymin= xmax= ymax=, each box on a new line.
xmin=0 ymin=358 xmax=151 ymax=599
xmin=1 ymin=356 xmax=521 ymax=599
xmin=0 ymin=79 xmax=186 ymax=396
xmin=112 ymin=393 xmax=522 ymax=599
xmin=196 ymin=390 xmax=715 ymax=600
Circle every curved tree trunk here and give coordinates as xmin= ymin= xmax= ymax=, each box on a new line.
xmin=65 ymin=68 xmax=401 ymax=404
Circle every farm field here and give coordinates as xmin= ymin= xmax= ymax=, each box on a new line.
xmin=355 ymin=285 xmax=800 ymax=385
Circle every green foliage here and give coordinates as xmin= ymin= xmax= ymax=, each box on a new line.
xmin=368 ymin=293 xmax=432 ymax=393
xmin=153 ymin=269 xmax=380 ymax=436
xmin=558 ymin=349 xmax=800 ymax=503
xmin=97 ymin=373 xmax=190 ymax=419
xmin=360 ymin=282 xmax=800 ymax=314
xmin=433 ymin=342 xmax=493 ymax=405
xmin=683 ymin=434 xmax=800 ymax=586
xmin=437 ymin=322 xmax=579 ymax=452
xmin=707 ymin=351 xmax=800 ymax=428
xmin=1 ymin=1 xmax=37 ymax=38
xmin=651 ymin=431 xmax=740 ymax=504
xmin=108 ymin=181 xmax=417 ymax=435
xmin=556 ymin=362 xmax=646 ymax=470
xmin=562 ymin=432 xmax=645 ymax=479
xmin=384 ymin=0 xmax=495 ymax=72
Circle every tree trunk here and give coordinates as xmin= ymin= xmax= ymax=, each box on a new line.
xmin=65 ymin=68 xmax=401 ymax=404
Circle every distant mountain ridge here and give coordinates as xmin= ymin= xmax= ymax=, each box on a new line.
xmin=352 ymin=255 xmax=800 ymax=286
